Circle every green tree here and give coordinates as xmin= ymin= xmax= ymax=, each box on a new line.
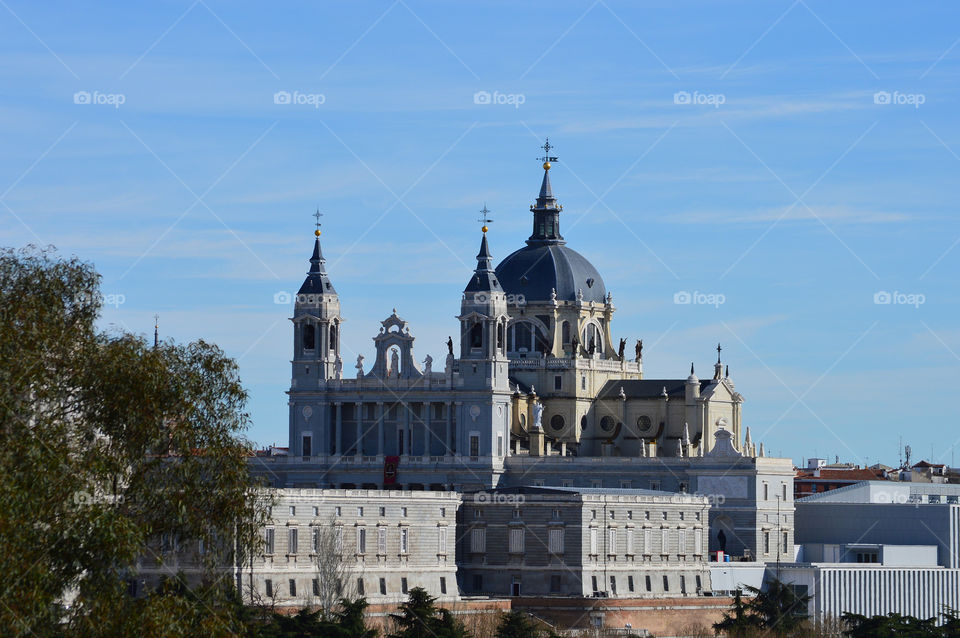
xmin=713 ymin=589 xmax=762 ymax=637
xmin=495 ymin=610 xmax=560 ymax=638
xmin=842 ymin=612 xmax=939 ymax=638
xmin=0 ymin=247 xmax=269 ymax=635
xmin=389 ymin=587 xmax=470 ymax=638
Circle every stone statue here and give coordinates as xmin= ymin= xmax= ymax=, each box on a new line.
xmin=334 ymin=355 xmax=343 ymax=380
xmin=532 ymin=400 xmax=544 ymax=431
xmin=635 ymin=339 xmax=643 ymax=362
xmin=588 ymin=337 xmax=596 ymax=356
xmin=617 ymin=338 xmax=626 ymax=360
xmin=446 ymin=336 xmax=453 ymax=356
xmin=570 ymin=334 xmax=579 ymax=359
xmin=355 ymin=354 xmax=364 ymax=378
xmin=423 ymin=354 xmax=433 ymax=375
xmin=390 ymin=348 xmax=400 ymax=377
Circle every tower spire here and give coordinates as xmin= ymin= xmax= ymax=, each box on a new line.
xmin=528 ymin=139 xmax=563 ymax=245
xmin=465 ymin=205 xmax=502 ymax=295
xmin=298 ymin=210 xmax=336 ymax=295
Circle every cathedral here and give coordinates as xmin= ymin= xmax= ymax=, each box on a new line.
xmin=259 ymin=145 xmax=795 ymax=562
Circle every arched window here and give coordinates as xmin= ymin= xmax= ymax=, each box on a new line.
xmin=329 ymin=323 xmax=338 ymax=351
xmin=302 ymin=323 xmax=315 ymax=350
xmin=497 ymin=322 xmax=505 ymax=351
xmin=507 ymin=321 xmax=547 ymax=355
xmin=469 ymin=322 xmax=483 ymax=349
xmin=581 ymin=323 xmax=603 ymax=355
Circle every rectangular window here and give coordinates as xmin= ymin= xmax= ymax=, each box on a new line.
xmin=401 ymin=577 xmax=408 ymax=594
xmin=679 ymin=481 xmax=688 ymax=493
xmin=265 ymin=578 xmax=273 ymax=598
xmin=357 ymin=527 xmax=367 ymax=554
xmin=470 ymin=435 xmax=479 ymax=457
xmin=402 ymin=507 xmax=408 ymax=517
xmin=695 ymin=528 xmax=703 ymax=554
xmin=497 ymin=434 xmax=503 ymax=457
xmin=265 ymin=528 xmax=275 ymax=555
xmin=783 ymin=531 xmax=789 ymax=553
xmin=357 ymin=578 xmax=364 ymax=595
xmin=550 ymin=574 xmax=561 ymax=593
xmin=377 ymin=527 xmax=387 ymax=555
xmin=696 ymin=575 xmax=702 ymax=591
xmin=313 ymin=506 xmax=319 ymax=517
xmin=548 ymin=528 xmax=564 ymax=554
xmin=661 ymin=528 xmax=669 ymax=553
xmin=649 ymin=480 xmax=661 ymax=490
xmin=440 ymin=507 xmax=446 ymax=517
xmin=438 ymin=527 xmax=447 ymax=554
xmin=554 ymin=375 xmax=562 ymax=390
xmin=379 ymin=578 xmax=386 ymax=595
xmin=680 ymin=575 xmax=686 ymax=594
xmin=289 ymin=579 xmax=297 ymax=597
xmin=313 ymin=578 xmax=320 ymax=596
xmin=782 ymin=483 xmax=788 ymax=501
xmin=628 ymin=575 xmax=635 ymax=592
xmin=678 ymin=529 xmax=686 ymax=554
xmin=509 ymin=527 xmax=525 ymax=553
xmin=379 ymin=506 xmax=385 ymax=517
xmin=302 ymin=434 xmax=312 ymax=457
xmin=289 ymin=505 xmax=296 ymax=516
xmin=440 ymin=577 xmax=447 ymax=594
xmin=643 ymin=528 xmax=651 ymax=554
xmin=335 ymin=526 xmax=343 ymax=553
xmin=591 ymin=576 xmax=598 ymax=593
xmin=312 ymin=527 xmax=320 ymax=553
xmin=764 ymin=531 xmax=770 ymax=554
xmin=590 ymin=528 xmax=598 ymax=555
xmin=581 ymin=376 xmax=586 ymax=390
xmin=609 ymin=576 xmax=617 ymax=595
xmin=335 ymin=506 xmax=341 ymax=517
xmin=288 ymin=528 xmax=298 ymax=554
xmin=357 ymin=506 xmax=363 ymax=517
xmin=400 ymin=528 xmax=409 ymax=554
xmin=645 ymin=575 xmax=651 ymax=592
xmin=470 ymin=527 xmax=486 ymax=553
xmin=626 ymin=529 xmax=634 ymax=555
xmin=663 ymin=575 xmax=669 ymax=592
xmin=763 ymin=483 xmax=769 ymax=500
xmin=607 ymin=529 xmax=617 ymax=555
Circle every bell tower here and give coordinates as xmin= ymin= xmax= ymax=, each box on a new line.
xmin=289 ymin=213 xmax=343 ymax=458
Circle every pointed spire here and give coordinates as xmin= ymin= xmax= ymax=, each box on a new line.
xmin=725 ymin=364 xmax=730 ymax=378
xmin=464 ymin=223 xmax=503 ymax=296
xmin=298 ymin=214 xmax=336 ymax=296
xmin=528 ymin=139 xmax=564 ymax=245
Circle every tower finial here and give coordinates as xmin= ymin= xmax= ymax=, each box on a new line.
xmin=313 ymin=208 xmax=323 ymax=237
xmin=153 ymin=313 xmax=159 ymax=349
xmin=717 ymin=342 xmax=722 ymax=364
xmin=538 ymin=138 xmax=558 ymax=170
xmin=478 ymin=203 xmax=492 ymax=233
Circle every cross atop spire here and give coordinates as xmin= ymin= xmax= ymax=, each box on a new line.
xmin=717 ymin=342 xmax=722 ymax=363
xmin=313 ymin=208 xmax=323 ymax=236
xmin=538 ymin=138 xmax=558 ymax=168
xmin=478 ymin=203 xmax=492 ymax=233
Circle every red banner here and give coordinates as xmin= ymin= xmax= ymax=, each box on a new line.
xmin=384 ymin=455 xmax=400 ymax=485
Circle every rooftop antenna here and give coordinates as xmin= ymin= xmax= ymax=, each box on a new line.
xmin=905 ymin=445 xmax=912 ymax=468
xmin=478 ymin=203 xmax=492 ymax=233
xmin=153 ymin=314 xmax=159 ymax=349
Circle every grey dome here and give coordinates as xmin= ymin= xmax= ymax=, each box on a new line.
xmin=495 ymin=243 xmax=606 ymax=303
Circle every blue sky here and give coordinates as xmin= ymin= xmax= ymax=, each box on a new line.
xmin=3 ymin=1 xmax=959 ymax=467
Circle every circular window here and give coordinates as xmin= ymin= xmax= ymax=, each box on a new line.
xmin=580 ymin=415 xmax=588 ymax=430
xmin=600 ymin=415 xmax=615 ymax=432
xmin=637 ymin=415 xmax=652 ymax=433
xmin=550 ymin=415 xmax=565 ymax=432
xmin=519 ymin=413 xmax=527 ymax=428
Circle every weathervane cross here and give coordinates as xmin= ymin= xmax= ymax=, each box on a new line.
xmin=313 ymin=208 xmax=323 ymax=232
xmin=478 ymin=203 xmax=492 ymax=226
xmin=538 ymin=137 xmax=558 ymax=163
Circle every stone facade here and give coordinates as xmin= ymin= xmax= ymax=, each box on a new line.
xmin=456 ymin=487 xmax=712 ymax=599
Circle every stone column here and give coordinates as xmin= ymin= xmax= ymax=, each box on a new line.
xmin=355 ymin=401 xmax=363 ymax=457
xmin=445 ymin=401 xmax=453 ymax=456
xmin=376 ymin=402 xmax=384 ymax=457
xmin=335 ymin=401 xmax=342 ymax=456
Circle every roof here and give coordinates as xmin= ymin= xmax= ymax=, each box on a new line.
xmin=496 ymin=243 xmax=606 ymax=303
xmin=597 ymin=378 xmax=713 ymax=400
xmin=795 ymin=468 xmax=883 ymax=481
xmin=913 ymin=460 xmax=946 ymax=469
xmin=487 ymin=485 xmax=693 ymax=498
xmin=464 ymin=233 xmax=503 ymax=294
xmin=297 ymin=237 xmax=336 ymax=296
